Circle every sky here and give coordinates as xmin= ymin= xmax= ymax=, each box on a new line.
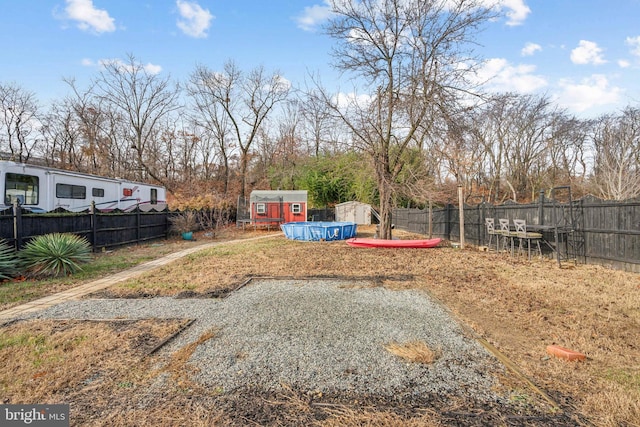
xmin=1 ymin=0 xmax=640 ymax=118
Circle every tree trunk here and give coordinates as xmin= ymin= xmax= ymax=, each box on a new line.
xmin=377 ymin=175 xmax=393 ymax=240
xmin=222 ymin=153 xmax=229 ymax=196
xmin=239 ymin=148 xmax=249 ymax=199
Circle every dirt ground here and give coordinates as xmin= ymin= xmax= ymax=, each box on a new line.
xmin=2 ymin=225 xmax=639 ymax=426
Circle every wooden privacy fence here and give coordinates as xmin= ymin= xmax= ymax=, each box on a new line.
xmin=393 ymin=193 xmax=640 ymax=273
xmin=0 ymin=205 xmax=170 ymax=252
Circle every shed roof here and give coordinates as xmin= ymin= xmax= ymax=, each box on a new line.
xmin=250 ymin=190 xmax=308 ymax=203
xmin=335 ymin=201 xmax=371 ymax=207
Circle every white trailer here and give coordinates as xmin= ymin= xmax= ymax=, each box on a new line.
xmin=0 ymin=160 xmax=167 ymax=213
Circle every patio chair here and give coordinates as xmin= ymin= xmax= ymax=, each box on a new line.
xmin=498 ymin=218 xmax=516 ymax=254
xmin=485 ymin=218 xmax=498 ymax=250
xmin=513 ymin=219 xmax=542 ymax=259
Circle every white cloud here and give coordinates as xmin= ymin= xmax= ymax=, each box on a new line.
xmin=332 ymin=92 xmax=373 ymax=110
xmin=144 ymin=63 xmax=163 ymax=75
xmin=521 ymin=42 xmax=541 ymax=56
xmin=176 ymin=0 xmax=214 ymax=38
xmin=64 ymin=0 xmax=115 ymax=34
xmin=97 ymin=58 xmax=163 ymax=75
xmin=625 ymin=36 xmax=640 ymax=57
xmin=265 ymin=75 xmax=292 ymax=93
xmin=618 ymin=59 xmax=631 ymax=68
xmin=296 ymin=0 xmax=530 ymax=31
xmin=496 ymin=0 xmax=531 ymax=26
xmin=556 ymin=75 xmax=622 ymax=113
xmin=570 ymin=40 xmax=606 ymax=65
xmin=475 ymin=58 xmax=547 ymax=93
xmin=295 ymin=1 xmax=333 ymax=32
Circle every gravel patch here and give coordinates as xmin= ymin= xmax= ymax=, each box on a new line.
xmin=26 ymin=278 xmax=508 ymax=404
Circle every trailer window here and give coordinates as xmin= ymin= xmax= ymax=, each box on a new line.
xmin=92 ymin=188 xmax=105 ymax=197
xmin=5 ymin=173 xmax=39 ymax=205
xmin=150 ymin=188 xmax=158 ymax=204
xmin=56 ymin=183 xmax=86 ymax=199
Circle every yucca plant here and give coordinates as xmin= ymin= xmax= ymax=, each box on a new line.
xmin=19 ymin=233 xmax=92 ymax=278
xmin=0 ymin=239 xmax=19 ymax=280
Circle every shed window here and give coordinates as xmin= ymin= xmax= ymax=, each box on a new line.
xmin=56 ymin=183 xmax=86 ymax=199
xmin=92 ymin=188 xmax=105 ymax=197
xmin=291 ymin=203 xmax=302 ymax=214
xmin=256 ymin=203 xmax=266 ymax=215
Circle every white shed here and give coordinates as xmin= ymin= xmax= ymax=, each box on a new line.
xmin=335 ymin=201 xmax=372 ymax=225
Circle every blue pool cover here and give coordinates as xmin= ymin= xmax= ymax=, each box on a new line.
xmin=280 ymin=221 xmax=357 ymax=241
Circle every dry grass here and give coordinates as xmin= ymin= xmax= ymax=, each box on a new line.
xmin=0 ymin=225 xmax=266 ymax=312
xmin=2 ymin=225 xmax=639 ymax=425
xmin=158 ymin=328 xmax=218 ymax=390
xmin=0 ymin=319 xmax=231 ymax=426
xmin=384 ymin=341 xmax=440 ymax=364
xmin=0 ymin=319 xmax=186 ymax=403
xmin=101 ymin=226 xmax=639 ymax=426
xmin=318 ymin=406 xmax=442 ymax=427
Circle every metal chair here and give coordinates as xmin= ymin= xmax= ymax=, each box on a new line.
xmin=513 ymin=219 xmax=542 ymax=259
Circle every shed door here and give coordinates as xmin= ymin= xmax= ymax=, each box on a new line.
xmin=267 ymin=202 xmax=282 ymax=220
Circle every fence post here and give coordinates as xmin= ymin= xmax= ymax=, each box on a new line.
xmin=165 ymin=209 xmax=170 ymax=239
xmin=428 ymin=200 xmax=433 ymax=238
xmin=458 ymin=184 xmax=465 ymax=248
xmin=91 ymin=201 xmax=97 ymax=252
xmin=480 ymin=202 xmax=486 ymax=246
xmin=136 ymin=203 xmax=141 ymax=244
xmin=538 ymin=190 xmax=545 ymax=225
xmin=13 ymin=200 xmax=22 ymax=250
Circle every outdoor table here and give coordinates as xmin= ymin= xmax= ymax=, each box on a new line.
xmin=524 ymin=224 xmax=564 ymax=256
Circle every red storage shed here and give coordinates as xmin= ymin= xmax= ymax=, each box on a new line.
xmin=248 ymin=190 xmax=308 ymax=227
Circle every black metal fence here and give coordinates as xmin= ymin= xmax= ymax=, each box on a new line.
xmin=307 ymin=208 xmax=335 ymax=222
xmin=393 ymin=194 xmax=640 ymax=273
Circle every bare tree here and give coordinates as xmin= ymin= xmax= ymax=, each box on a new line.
xmin=545 ymin=112 xmax=589 ymax=193
xmin=190 ymin=122 xmax=223 ymax=182
xmin=500 ymin=94 xmax=555 ymax=200
xmin=466 ymin=93 xmax=558 ymax=202
xmin=188 ymin=64 xmax=238 ymax=195
xmin=299 ymin=88 xmax=337 ymax=156
xmin=187 ymin=60 xmax=290 ymax=199
xmin=591 ymin=107 xmax=640 ymax=200
xmin=323 ymin=0 xmax=495 ymax=239
xmin=272 ymin=100 xmax=303 ymax=189
xmin=91 ymin=54 xmax=180 ymax=189
xmin=0 ymin=82 xmax=41 ymax=162
xmin=39 ymin=98 xmax=85 ymax=169
xmin=467 ymin=94 xmax=513 ymax=202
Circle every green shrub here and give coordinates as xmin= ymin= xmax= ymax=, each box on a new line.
xmin=0 ymin=239 xmax=19 ymax=280
xmin=19 ymin=233 xmax=92 ymax=278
